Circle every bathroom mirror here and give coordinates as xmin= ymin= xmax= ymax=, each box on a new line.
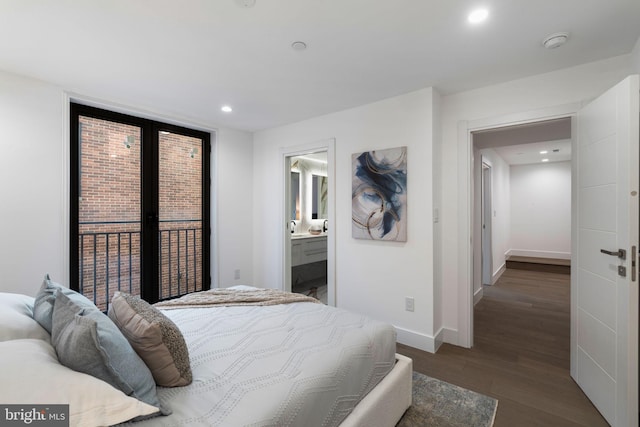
xmin=311 ymin=174 xmax=328 ymax=220
xmin=291 ymin=171 xmax=300 ymax=221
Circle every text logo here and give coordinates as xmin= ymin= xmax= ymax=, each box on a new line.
xmin=1 ymin=405 xmax=69 ymax=426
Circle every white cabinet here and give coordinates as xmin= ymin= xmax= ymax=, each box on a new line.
xmin=291 ymin=236 xmax=327 ymax=267
xmin=291 ymin=241 xmax=304 ymax=266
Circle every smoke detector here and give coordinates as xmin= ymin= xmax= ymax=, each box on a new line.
xmin=542 ymin=32 xmax=569 ymax=49
xmin=291 ymin=41 xmax=307 ymax=51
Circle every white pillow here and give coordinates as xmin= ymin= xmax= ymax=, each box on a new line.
xmin=0 ymin=292 xmax=50 ymax=342
xmin=0 ymin=339 xmax=159 ymax=427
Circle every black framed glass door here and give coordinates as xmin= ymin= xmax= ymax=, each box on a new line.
xmin=70 ymin=103 xmax=210 ymax=310
xmin=157 ymin=129 xmax=205 ymax=300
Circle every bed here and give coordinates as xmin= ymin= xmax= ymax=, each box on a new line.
xmin=0 ymin=282 xmax=411 ymax=427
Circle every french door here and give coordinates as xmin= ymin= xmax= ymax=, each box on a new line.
xmin=70 ymin=103 xmax=210 ymax=310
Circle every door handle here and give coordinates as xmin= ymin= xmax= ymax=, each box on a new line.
xmin=632 ymin=246 xmax=636 ymax=282
xmin=600 ymin=248 xmax=626 ymax=260
xmin=146 ymin=213 xmax=158 ymax=226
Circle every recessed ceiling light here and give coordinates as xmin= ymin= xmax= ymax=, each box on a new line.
xmin=221 ymin=105 xmax=233 ymax=113
xmin=540 ymin=150 xmax=548 ymax=154
xmin=291 ymin=41 xmax=307 ymax=51
xmin=468 ymin=9 xmax=489 ymax=24
xmin=542 ymin=158 xmax=549 ymax=162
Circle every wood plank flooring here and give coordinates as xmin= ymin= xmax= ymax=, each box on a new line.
xmin=397 ymin=268 xmax=609 ymax=426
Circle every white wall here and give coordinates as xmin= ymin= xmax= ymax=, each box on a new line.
xmin=632 ymin=36 xmax=640 ymax=73
xmin=0 ymin=71 xmax=67 ymax=295
xmin=215 ymin=127 xmax=254 ymax=287
xmin=472 ymin=147 xmax=510 ymax=302
xmin=253 ymin=88 xmax=440 ymax=352
xmin=431 ymin=89 xmax=443 ymax=345
xmin=472 ymin=146 xmax=482 ymax=297
xmin=479 ymin=149 xmax=511 ymax=280
xmin=510 ymin=161 xmax=571 ymax=259
xmin=0 ymin=70 xmax=253 ymax=296
xmin=440 ymin=54 xmax=633 ymax=346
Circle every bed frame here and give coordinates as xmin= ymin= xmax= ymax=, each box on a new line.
xmin=340 ymin=353 xmax=413 ymax=427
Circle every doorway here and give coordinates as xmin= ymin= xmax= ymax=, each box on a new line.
xmin=281 ymin=139 xmax=336 ymax=306
xmin=467 ymin=116 xmax=573 ymax=346
xmin=70 ymin=103 xmax=211 ymax=310
xmin=288 ymin=152 xmax=329 ymax=303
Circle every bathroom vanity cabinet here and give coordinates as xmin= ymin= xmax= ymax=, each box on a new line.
xmin=291 ymin=235 xmax=327 ymax=267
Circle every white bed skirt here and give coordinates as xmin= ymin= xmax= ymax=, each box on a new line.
xmin=339 ymin=354 xmax=413 ymax=427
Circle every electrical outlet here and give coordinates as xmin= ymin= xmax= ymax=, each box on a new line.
xmin=234 ymin=269 xmax=240 ymax=280
xmin=405 ymin=297 xmax=415 ymax=312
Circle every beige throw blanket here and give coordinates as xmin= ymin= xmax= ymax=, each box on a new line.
xmin=154 ymin=288 xmax=320 ymax=310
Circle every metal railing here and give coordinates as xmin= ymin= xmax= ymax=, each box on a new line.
xmin=78 ymin=220 xmax=202 ymax=310
xmin=158 ymin=226 xmax=202 ymax=299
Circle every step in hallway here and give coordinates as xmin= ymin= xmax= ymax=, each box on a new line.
xmin=397 ymin=268 xmax=609 ymax=426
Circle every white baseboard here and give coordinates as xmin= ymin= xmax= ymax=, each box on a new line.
xmin=442 ymin=328 xmax=459 ymax=347
xmin=473 ymin=287 xmax=483 ymax=305
xmin=434 ymin=327 xmax=444 ymax=352
xmin=492 ymin=263 xmax=506 ymax=284
xmin=507 ymin=249 xmax=571 ymax=260
xmin=395 ymin=326 xmax=443 ymax=353
xmin=397 ymin=326 xmax=462 ymax=351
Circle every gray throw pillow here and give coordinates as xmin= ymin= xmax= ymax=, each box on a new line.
xmin=51 ymin=291 xmax=169 ymax=416
xmin=33 ymin=274 xmax=95 ymax=334
xmin=108 ymin=292 xmax=192 ymax=387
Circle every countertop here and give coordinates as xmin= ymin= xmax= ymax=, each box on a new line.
xmin=291 ymin=232 xmax=327 ymax=240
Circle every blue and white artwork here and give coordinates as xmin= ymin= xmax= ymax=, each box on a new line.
xmin=352 ymin=146 xmax=407 ymax=241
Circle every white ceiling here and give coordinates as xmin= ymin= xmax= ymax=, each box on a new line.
xmin=0 ymin=0 xmax=638 ymax=132
xmin=473 ymin=117 xmax=572 ymax=165
xmin=492 ymin=139 xmax=572 ymax=165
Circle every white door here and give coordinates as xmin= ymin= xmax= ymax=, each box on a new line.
xmin=573 ymin=75 xmax=639 ymax=426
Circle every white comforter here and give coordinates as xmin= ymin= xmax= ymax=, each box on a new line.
xmin=126 ymin=300 xmax=396 ymax=426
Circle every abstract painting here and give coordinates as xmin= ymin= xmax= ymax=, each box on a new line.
xmin=352 ymin=146 xmax=407 ymax=241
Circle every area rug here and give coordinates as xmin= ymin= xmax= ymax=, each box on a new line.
xmin=396 ymin=372 xmax=498 ymax=427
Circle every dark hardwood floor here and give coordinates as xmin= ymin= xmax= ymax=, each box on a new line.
xmin=505 ymin=256 xmax=571 ymax=275
xmin=397 ymin=268 xmax=609 ymax=426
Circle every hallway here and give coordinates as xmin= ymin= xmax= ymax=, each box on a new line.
xmin=397 ymin=268 xmax=609 ymax=426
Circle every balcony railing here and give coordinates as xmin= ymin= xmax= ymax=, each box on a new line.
xmin=78 ymin=220 xmax=202 ymax=311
